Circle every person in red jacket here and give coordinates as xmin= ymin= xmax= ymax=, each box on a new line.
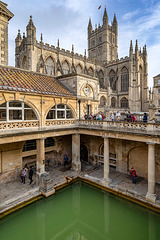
xmin=131 ymin=167 xmax=136 ymax=184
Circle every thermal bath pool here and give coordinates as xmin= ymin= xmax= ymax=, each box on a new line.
xmin=0 ymin=182 xmax=160 ymax=240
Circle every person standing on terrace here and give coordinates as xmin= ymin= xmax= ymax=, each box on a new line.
xmin=143 ymin=113 xmax=148 ymax=123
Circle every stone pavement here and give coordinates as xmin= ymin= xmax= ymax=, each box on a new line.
xmin=0 ymin=162 xmax=160 ymax=215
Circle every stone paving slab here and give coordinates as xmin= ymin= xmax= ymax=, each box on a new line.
xmin=0 ymin=163 xmax=160 ymax=215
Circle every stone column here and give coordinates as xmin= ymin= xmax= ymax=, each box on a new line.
xmin=36 ymin=138 xmax=45 ymax=173
xmin=72 ymin=134 xmax=81 ymax=172
xmin=102 ymin=137 xmax=112 ymax=185
xmin=146 ymin=142 xmax=156 ymax=203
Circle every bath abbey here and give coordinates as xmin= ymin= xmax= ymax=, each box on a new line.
xmin=0 ymin=0 xmax=160 ymax=218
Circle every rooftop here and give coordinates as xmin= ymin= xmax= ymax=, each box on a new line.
xmin=0 ymin=66 xmax=74 ymax=97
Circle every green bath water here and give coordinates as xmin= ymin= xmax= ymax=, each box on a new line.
xmin=0 ymin=182 xmax=160 ymax=240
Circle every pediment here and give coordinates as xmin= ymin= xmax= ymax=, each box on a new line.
xmin=0 ymin=2 xmax=14 ymax=20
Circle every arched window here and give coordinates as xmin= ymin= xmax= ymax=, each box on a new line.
xmin=109 ymin=70 xmax=116 ymax=91
xmin=100 ymin=96 xmax=106 ymax=106
xmin=45 ymin=57 xmax=55 ymax=75
xmin=121 ymin=67 xmax=129 ymax=92
xmin=0 ymin=101 xmax=37 ymax=122
xmin=76 ymin=64 xmax=83 ymax=74
xmin=22 ymin=56 xmax=27 ymax=69
xmin=99 ymin=70 xmax=104 ymax=88
xmin=111 ymin=97 xmax=116 ymax=108
xmin=62 ymin=61 xmax=70 ymax=75
xmin=121 ymin=97 xmax=128 ymax=108
xmin=23 ymin=140 xmax=37 ymax=152
xmin=45 ymin=137 xmax=55 ymax=148
xmin=46 ymin=104 xmax=74 ymax=119
xmin=88 ymin=67 xmax=94 ymax=77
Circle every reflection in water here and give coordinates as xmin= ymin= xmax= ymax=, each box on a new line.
xmin=0 ymin=182 xmax=160 ymax=240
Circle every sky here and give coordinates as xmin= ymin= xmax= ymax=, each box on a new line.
xmin=6 ymin=0 xmax=160 ymax=87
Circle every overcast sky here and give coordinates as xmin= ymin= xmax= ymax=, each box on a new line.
xmin=6 ymin=0 xmax=160 ymax=87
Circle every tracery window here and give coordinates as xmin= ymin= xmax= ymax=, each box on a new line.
xmin=46 ymin=104 xmax=74 ymax=120
xmin=22 ymin=56 xmax=27 ymax=69
xmin=109 ymin=70 xmax=116 ymax=91
xmin=88 ymin=67 xmax=94 ymax=77
xmin=111 ymin=97 xmax=116 ymax=108
xmin=100 ymin=96 xmax=106 ymax=106
xmin=121 ymin=67 xmax=129 ymax=92
xmin=62 ymin=61 xmax=70 ymax=75
xmin=45 ymin=57 xmax=55 ymax=75
xmin=0 ymin=101 xmax=37 ymax=122
xmin=121 ymin=97 xmax=128 ymax=108
xmin=76 ymin=64 xmax=83 ymax=74
xmin=99 ymin=70 xmax=104 ymax=88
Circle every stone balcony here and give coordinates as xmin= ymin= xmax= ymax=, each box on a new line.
xmin=0 ymin=119 xmax=160 ymax=139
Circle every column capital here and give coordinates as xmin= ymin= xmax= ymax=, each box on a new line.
xmin=146 ymin=142 xmax=155 ymax=145
xmin=103 ymin=136 xmax=109 ymax=139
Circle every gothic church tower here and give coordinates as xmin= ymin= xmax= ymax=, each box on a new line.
xmin=88 ymin=8 xmax=118 ymax=63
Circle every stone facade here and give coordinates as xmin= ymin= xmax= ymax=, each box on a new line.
xmin=0 ymin=1 xmax=13 ymax=66
xmin=15 ymin=9 xmax=149 ymax=113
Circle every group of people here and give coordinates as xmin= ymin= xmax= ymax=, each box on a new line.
xmin=84 ymin=111 xmax=148 ymax=123
xmin=127 ymin=111 xmax=148 ymax=123
xmin=21 ymin=165 xmax=34 ymax=184
xmin=84 ymin=112 xmax=105 ymax=121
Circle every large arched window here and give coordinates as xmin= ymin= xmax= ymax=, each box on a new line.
xmin=111 ymin=97 xmax=116 ymax=108
xmin=0 ymin=101 xmax=37 ymax=121
xmin=76 ymin=64 xmax=83 ymax=74
xmin=99 ymin=70 xmax=104 ymax=88
xmin=46 ymin=104 xmax=74 ymax=119
xmin=121 ymin=97 xmax=128 ymax=108
xmin=22 ymin=56 xmax=27 ymax=69
xmin=121 ymin=67 xmax=129 ymax=92
xmin=45 ymin=57 xmax=55 ymax=75
xmin=62 ymin=61 xmax=70 ymax=75
xmin=109 ymin=70 xmax=116 ymax=91
xmin=100 ymin=96 xmax=106 ymax=106
xmin=88 ymin=67 xmax=94 ymax=77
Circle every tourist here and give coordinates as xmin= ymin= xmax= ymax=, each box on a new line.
xmin=64 ymin=154 xmax=68 ymax=166
xmin=110 ymin=112 xmax=114 ymax=121
xmin=131 ymin=167 xmax=137 ymax=184
xmin=47 ymin=158 xmax=50 ymax=166
xmin=29 ymin=166 xmax=34 ymax=184
xmin=84 ymin=113 xmax=88 ymax=120
xmin=131 ymin=114 xmax=136 ymax=122
xmin=102 ymin=113 xmax=105 ymax=120
xmin=21 ymin=168 xmax=26 ymax=184
xmin=143 ymin=113 xmax=148 ymax=123
xmin=127 ymin=111 xmax=131 ymax=122
xmin=116 ymin=111 xmax=121 ymax=121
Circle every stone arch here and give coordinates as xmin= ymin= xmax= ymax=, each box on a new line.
xmin=109 ymin=69 xmax=116 ymax=91
xmin=120 ymin=97 xmax=128 ymax=109
xmin=45 ymin=103 xmax=76 ymax=120
xmin=80 ymin=144 xmax=88 ymax=162
xmin=88 ymin=66 xmax=94 ymax=77
xmin=22 ymin=55 xmax=27 ymax=69
xmin=0 ymin=100 xmax=39 ymax=121
xmin=76 ymin=63 xmax=83 ymax=74
xmin=45 ymin=56 xmax=55 ymax=75
xmin=127 ymin=146 xmax=148 ymax=178
xmin=121 ymin=66 xmax=129 ymax=92
xmin=100 ymin=96 xmax=106 ymax=106
xmin=62 ymin=60 xmax=70 ymax=75
xmin=99 ymin=69 xmax=105 ymax=88
xmin=111 ymin=97 xmax=116 ymax=108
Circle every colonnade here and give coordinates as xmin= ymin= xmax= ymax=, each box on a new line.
xmin=36 ymin=135 xmax=157 ymax=203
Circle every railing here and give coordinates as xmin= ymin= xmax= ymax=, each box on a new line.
xmin=0 ymin=119 xmax=160 ymax=135
xmin=0 ymin=120 xmax=39 ymax=130
xmin=45 ymin=119 xmax=77 ymax=127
